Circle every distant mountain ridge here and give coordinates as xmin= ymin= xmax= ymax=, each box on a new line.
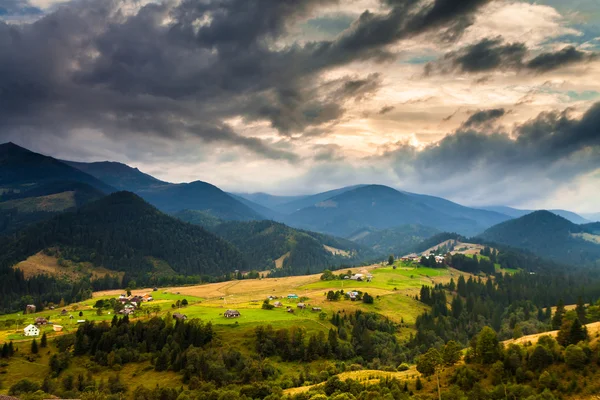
xmin=481 ymin=205 xmax=590 ymax=224
xmin=478 ymin=210 xmax=600 ymax=264
xmin=64 ymin=156 xmax=264 ymax=221
xmin=63 ymin=160 xmax=167 ymax=191
xmin=283 ymin=184 xmax=510 ymax=237
xmin=0 ymin=143 xmax=115 ymax=194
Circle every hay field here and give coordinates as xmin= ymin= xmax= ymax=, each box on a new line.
xmin=503 ymin=321 xmax=600 ymax=346
xmin=283 ymin=367 xmax=419 ymax=396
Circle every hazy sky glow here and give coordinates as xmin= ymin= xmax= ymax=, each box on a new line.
xmin=1 ymin=0 xmax=599 ymax=211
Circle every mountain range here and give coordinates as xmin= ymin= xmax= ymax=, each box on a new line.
xmin=1 ymin=142 xmax=599 ymax=277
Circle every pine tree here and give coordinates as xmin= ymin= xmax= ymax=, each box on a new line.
xmin=415 ymin=376 xmax=423 ymax=390
xmin=552 ymin=299 xmax=565 ymax=330
xmin=575 ymin=296 xmax=587 ymax=324
xmin=40 ymin=332 xmax=47 ymax=348
xmin=31 ymin=338 xmax=39 ymax=354
xmin=569 ymin=318 xmax=588 ymax=345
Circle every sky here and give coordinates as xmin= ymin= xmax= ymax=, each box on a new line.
xmin=1 ymin=0 xmax=599 ymax=212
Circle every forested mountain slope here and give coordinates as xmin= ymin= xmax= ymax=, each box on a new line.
xmin=479 ymin=210 xmax=600 ymax=264
xmin=0 ymin=181 xmax=105 ymax=234
xmin=0 ymin=192 xmax=246 ymax=281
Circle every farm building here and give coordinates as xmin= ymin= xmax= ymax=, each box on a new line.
xmin=311 ymin=307 xmax=322 ymax=312
xmin=53 ymin=325 xmax=63 ymax=332
xmin=273 ymin=301 xmax=283 ymax=308
xmin=286 ymin=308 xmax=294 ymax=313
xmin=350 ymin=274 xmax=364 ymax=281
xmin=172 ymin=313 xmax=187 ymax=321
xmin=60 ymin=309 xmax=68 ymax=315
xmin=224 ymin=309 xmax=241 ymax=318
xmin=25 ymin=304 xmax=36 ymax=314
xmin=35 ymin=317 xmax=48 ymax=325
xmin=287 ymin=294 xmax=298 ymax=299
xmin=24 ymin=324 xmax=40 ymax=337
xmin=297 ymin=303 xmax=306 ymax=309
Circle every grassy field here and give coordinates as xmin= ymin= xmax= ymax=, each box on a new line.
xmin=1 ymin=262 xmax=446 ymax=342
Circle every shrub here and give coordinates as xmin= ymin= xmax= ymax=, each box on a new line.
xmin=9 ymin=379 xmax=40 ymax=395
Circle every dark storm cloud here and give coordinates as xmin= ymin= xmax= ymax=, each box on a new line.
xmin=387 ymin=102 xmax=600 ymax=203
xmin=526 ymin=46 xmax=598 ymax=72
xmin=461 ymin=108 xmax=506 ymax=128
xmin=0 ymin=0 xmax=494 ymax=160
xmin=425 ymin=37 xmax=598 ymax=75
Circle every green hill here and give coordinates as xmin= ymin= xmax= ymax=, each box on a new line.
xmin=350 ymin=224 xmax=440 ymax=256
xmin=172 ymin=209 xmax=223 ymax=229
xmin=0 ymin=192 xmax=246 ymax=283
xmin=479 ymin=210 xmax=600 ymax=264
xmin=193 ymin=219 xmax=373 ymax=274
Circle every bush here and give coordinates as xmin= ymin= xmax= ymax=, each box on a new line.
xmin=565 ymin=345 xmax=587 ymax=369
xmin=9 ymin=379 xmax=40 ymax=395
xmin=397 ymin=363 xmax=410 ymax=371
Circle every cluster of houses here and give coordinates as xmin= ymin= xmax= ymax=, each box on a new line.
xmin=345 ymin=273 xmax=372 ymax=282
xmin=117 ymin=293 xmax=154 ymax=315
xmin=400 ymin=254 xmax=445 ymax=264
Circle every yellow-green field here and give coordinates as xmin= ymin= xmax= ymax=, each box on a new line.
xmin=0 ymin=262 xmax=465 ymax=342
xmin=0 ymin=262 xmax=469 ymax=395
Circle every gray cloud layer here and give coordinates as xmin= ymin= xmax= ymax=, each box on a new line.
xmin=0 ymin=0 xmax=494 ymax=160
xmin=387 ymin=102 xmax=600 ymax=204
xmin=425 ymin=37 xmax=598 ymax=75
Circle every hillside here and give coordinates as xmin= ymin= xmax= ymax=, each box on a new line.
xmin=172 ymin=209 xmax=223 ymax=229
xmin=183 ymin=219 xmax=373 ymax=274
xmin=64 ymin=160 xmax=168 ymax=191
xmin=136 ymin=181 xmax=264 ymax=220
xmin=0 ymin=143 xmax=115 ymax=194
xmin=283 ymin=185 xmax=495 ymax=237
xmin=0 ymin=181 xmax=105 ymax=234
xmin=350 ymin=224 xmax=440 ymax=256
xmin=0 ymin=192 xmax=246 ymax=283
xmin=404 ymin=192 xmax=510 ymax=228
xmin=229 ymin=194 xmax=285 ymax=221
xmin=479 ymin=210 xmax=600 ymax=264
xmin=232 ymin=192 xmax=307 ymax=209
xmin=274 ymin=185 xmax=367 ymax=214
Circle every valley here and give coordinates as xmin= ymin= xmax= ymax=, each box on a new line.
xmin=1 ymin=143 xmax=600 ymax=400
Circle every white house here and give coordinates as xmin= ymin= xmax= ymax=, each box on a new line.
xmin=24 ymin=324 xmax=40 ymax=337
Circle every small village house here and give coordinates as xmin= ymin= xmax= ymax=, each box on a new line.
xmin=311 ymin=307 xmax=322 ymax=312
xmin=35 ymin=317 xmax=48 ymax=325
xmin=53 ymin=325 xmax=63 ymax=332
xmin=287 ymin=294 xmax=299 ymax=299
xmin=61 ymin=309 xmax=68 ymax=316
xmin=273 ymin=301 xmax=283 ymax=308
xmin=25 ymin=304 xmax=36 ymax=314
xmin=173 ymin=312 xmax=187 ymax=321
xmin=297 ymin=303 xmax=306 ymax=309
xmin=224 ymin=309 xmax=241 ymax=318
xmin=23 ymin=324 xmax=40 ymax=337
